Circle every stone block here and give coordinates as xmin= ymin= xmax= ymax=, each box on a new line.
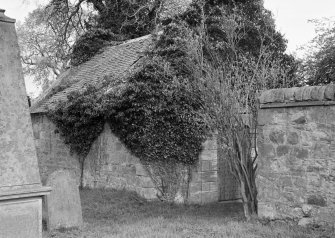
xmin=191 ymin=171 xmax=201 ymax=183
xmin=201 ymin=192 xmax=218 ymax=203
xmin=302 ymin=86 xmax=316 ymax=101
xmin=292 ymin=115 xmax=307 ymax=125
xmin=314 ymin=207 xmax=335 ymax=223
xmin=45 ymin=170 xmax=83 ymax=230
xmin=139 ymin=176 xmax=154 ymax=188
xmin=201 ymin=160 xmax=211 ymax=171
xmin=258 ymin=110 xmax=274 ymax=126
xmin=312 ymin=86 xmax=327 ymax=101
xmin=202 ymin=182 xmax=211 ymax=192
xmin=324 ymin=84 xmax=335 ymax=100
xmin=309 ymin=108 xmax=329 ymax=124
xmin=276 ymin=145 xmax=289 ymax=157
xmin=259 ymin=89 xmax=285 ymax=104
xmin=210 ymin=160 xmax=218 ymax=171
xmin=189 ymin=182 xmax=201 ymax=195
xmin=139 ymin=187 xmax=157 ymax=200
xmin=199 ymin=149 xmax=217 ymax=161
xmin=287 ymin=132 xmax=300 ymax=145
xmin=307 ymin=194 xmax=327 ymax=207
xmin=0 ymin=198 xmax=42 ymax=238
xmin=258 ymin=143 xmax=275 ymax=158
xmin=302 ymin=204 xmax=313 ymax=217
xmin=292 ymin=177 xmax=307 ymax=190
xmin=200 ymin=171 xmax=217 ymax=182
xmin=279 ymin=176 xmax=293 ymax=188
xmin=209 ymin=181 xmax=218 ymax=191
xmin=269 ymin=130 xmax=285 ymax=144
xmin=298 ymin=217 xmax=314 ymax=227
xmin=294 ymin=87 xmax=305 ymax=101
xmin=258 ymin=203 xmax=277 ymax=220
xmin=202 ymin=137 xmax=217 ymax=150
xmin=284 ymin=87 xmax=299 ymax=101
xmin=290 ymin=147 xmax=309 ymax=159
xmin=135 ymin=163 xmax=147 ymax=176
xmin=188 ymin=193 xmax=202 ymax=203
xmin=301 ymin=131 xmax=313 ymax=146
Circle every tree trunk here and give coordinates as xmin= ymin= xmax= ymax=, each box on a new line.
xmin=240 ymin=180 xmax=251 ymax=221
xmin=79 ymin=157 xmax=85 ymax=189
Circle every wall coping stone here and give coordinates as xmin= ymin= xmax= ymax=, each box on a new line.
xmin=259 ymin=85 xmax=335 ymax=108
xmin=0 ymin=9 xmax=16 ymax=23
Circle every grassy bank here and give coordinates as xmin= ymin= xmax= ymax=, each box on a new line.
xmin=44 ymin=188 xmax=334 ymax=238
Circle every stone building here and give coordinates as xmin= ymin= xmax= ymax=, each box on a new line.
xmin=257 ymin=85 xmax=335 ymax=224
xmin=30 ymin=34 xmax=240 ymax=203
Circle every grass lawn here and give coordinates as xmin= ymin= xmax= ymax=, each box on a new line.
xmin=44 ymin=188 xmax=334 ymax=238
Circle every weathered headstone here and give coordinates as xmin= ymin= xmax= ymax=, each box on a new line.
xmin=0 ymin=9 xmax=50 ymax=238
xmin=45 ymin=170 xmax=83 ymax=230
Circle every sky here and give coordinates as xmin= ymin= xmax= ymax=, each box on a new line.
xmin=1 ymin=0 xmax=335 ymax=95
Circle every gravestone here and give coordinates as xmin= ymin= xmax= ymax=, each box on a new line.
xmin=0 ymin=9 xmax=50 ymax=238
xmin=45 ymin=170 xmax=83 ymax=230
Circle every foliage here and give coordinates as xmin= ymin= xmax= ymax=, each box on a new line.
xmin=17 ymin=3 xmax=87 ymax=89
xmin=47 ymin=82 xmax=107 ymax=187
xmin=48 ymin=0 xmax=297 ymax=203
xmin=69 ymin=0 xmax=167 ymax=65
xmin=180 ymin=0 xmax=298 ymax=85
xmin=48 ymin=17 xmax=209 ymax=196
xmin=106 ymin=59 xmax=208 ymax=165
xmin=102 ymin=21 xmax=208 ymax=201
xmin=47 ymin=84 xmax=105 ymax=157
xmin=299 ymin=18 xmax=335 ymax=85
xmin=45 ymin=0 xmax=193 ymax=65
xmin=70 ymin=28 xmax=122 ymax=66
xmin=187 ymin=1 xmax=295 ymax=219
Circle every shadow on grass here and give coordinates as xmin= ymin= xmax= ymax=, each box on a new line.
xmin=80 ymin=187 xmax=244 ymax=225
xmin=44 ymin=188 xmax=335 ymax=238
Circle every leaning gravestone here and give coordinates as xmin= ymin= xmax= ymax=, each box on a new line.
xmin=0 ymin=9 xmax=50 ymax=238
xmin=45 ymin=170 xmax=83 ymax=230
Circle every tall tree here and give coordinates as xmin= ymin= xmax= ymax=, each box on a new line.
xmin=69 ymin=0 xmax=171 ymax=65
xmin=17 ymin=4 xmax=87 ymax=89
xmin=173 ymin=0 xmax=297 ymax=218
xmin=299 ymin=18 xmax=335 ymax=85
xmin=179 ymin=0 xmax=298 ymax=85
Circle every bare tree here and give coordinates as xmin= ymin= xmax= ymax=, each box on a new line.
xmin=196 ymin=9 xmax=290 ymax=220
xmin=17 ymin=3 xmax=87 ymax=89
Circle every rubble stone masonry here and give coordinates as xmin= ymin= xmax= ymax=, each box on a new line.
xmin=257 ymin=85 xmax=335 ymax=224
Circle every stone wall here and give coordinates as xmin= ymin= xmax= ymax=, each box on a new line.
xmin=31 ymin=114 xmax=81 ymax=185
xmin=257 ymin=85 xmax=335 ymax=224
xmin=188 ymin=135 xmax=218 ymax=203
xmin=31 ymin=114 xmax=222 ymax=202
xmin=31 ymin=114 xmax=157 ymax=199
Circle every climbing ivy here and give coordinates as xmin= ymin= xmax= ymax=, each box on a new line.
xmin=48 ymin=10 xmax=209 ymax=168
xmin=48 ymin=58 xmax=208 ymax=167
xmin=47 ymin=83 xmax=107 ymax=158
xmin=106 ymin=57 xmax=208 ymax=165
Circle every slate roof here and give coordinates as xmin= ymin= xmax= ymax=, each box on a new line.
xmin=30 ymin=34 xmax=152 ymax=114
xmin=259 ymin=84 xmax=335 ymax=104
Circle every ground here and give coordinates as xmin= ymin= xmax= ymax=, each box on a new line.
xmin=44 ymin=189 xmax=334 ymax=238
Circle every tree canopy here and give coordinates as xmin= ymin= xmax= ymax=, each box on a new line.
xmin=17 ymin=3 xmax=87 ymax=89
xmin=299 ymin=18 xmax=335 ymax=85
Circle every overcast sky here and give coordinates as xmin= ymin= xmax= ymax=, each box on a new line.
xmin=2 ymin=0 xmax=335 ymax=95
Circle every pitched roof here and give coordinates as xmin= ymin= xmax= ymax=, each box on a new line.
xmin=30 ymin=34 xmax=152 ymax=114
